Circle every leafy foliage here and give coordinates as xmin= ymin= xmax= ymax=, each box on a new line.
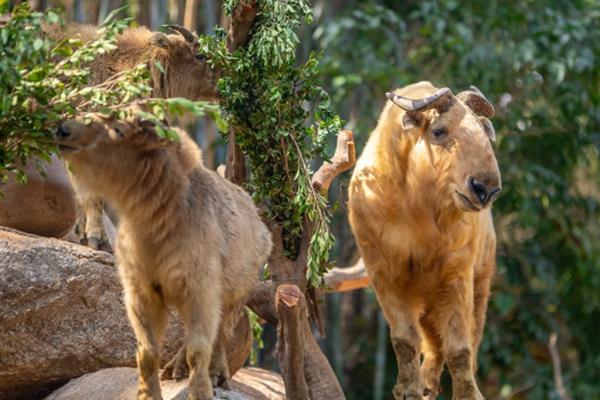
xmin=315 ymin=0 xmax=599 ymax=398
xmin=201 ymin=0 xmax=342 ymax=287
xmin=0 ymin=4 xmax=216 ymax=186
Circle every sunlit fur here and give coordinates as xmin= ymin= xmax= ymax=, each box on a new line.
xmin=349 ymin=81 xmax=500 ymax=400
xmin=57 ymin=112 xmax=272 ymax=400
xmin=46 ymin=23 xmax=219 ymax=248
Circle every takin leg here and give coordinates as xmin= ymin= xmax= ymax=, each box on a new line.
xmin=209 ymin=303 xmax=242 ymax=389
xmin=161 ymin=345 xmax=187 ymax=381
xmin=80 ymin=195 xmax=106 ymax=250
xmin=419 ymin=313 xmax=445 ymax=399
xmin=124 ymin=286 xmax=167 ymax=400
xmin=179 ymin=285 xmax=222 ymax=400
xmin=431 ymin=278 xmax=484 ymax=400
xmin=472 ymin=272 xmax=493 ymax=375
xmin=371 ymin=275 xmax=424 ymax=400
xmin=69 ymin=170 xmax=108 ymax=250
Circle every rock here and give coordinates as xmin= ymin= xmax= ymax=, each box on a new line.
xmin=0 ymin=227 xmax=183 ymax=400
xmin=44 ymin=367 xmax=286 ymax=400
xmin=0 ymin=227 xmax=252 ymax=400
xmin=0 ymin=156 xmax=77 ymax=238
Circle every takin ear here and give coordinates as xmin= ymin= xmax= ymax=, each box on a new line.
xmin=138 ymin=120 xmax=176 ymax=148
xmin=401 ymin=111 xmax=422 ymax=130
xmin=149 ymin=32 xmax=171 ymax=49
xmin=457 ymin=86 xmax=495 ymax=118
xmin=479 ymin=116 xmax=496 ymax=142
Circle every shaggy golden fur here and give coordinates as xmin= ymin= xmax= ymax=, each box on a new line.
xmin=56 ymin=111 xmax=272 ymax=400
xmin=349 ymin=81 xmax=501 ymax=400
xmin=47 ymin=23 xmax=219 ymax=249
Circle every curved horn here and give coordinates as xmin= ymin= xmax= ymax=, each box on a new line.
xmin=457 ymin=85 xmax=495 ymax=118
xmin=385 ymin=87 xmax=453 ymax=112
xmin=165 ymin=24 xmax=198 ymax=44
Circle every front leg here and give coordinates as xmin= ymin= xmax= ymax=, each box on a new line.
xmin=178 ymin=278 xmax=222 ymax=400
xmin=371 ymin=274 xmax=424 ymax=399
xmin=431 ymin=278 xmax=484 ymax=400
xmin=123 ymin=285 xmax=167 ymax=400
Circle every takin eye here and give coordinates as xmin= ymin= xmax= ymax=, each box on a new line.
xmin=431 ymin=128 xmax=448 ymax=140
xmin=195 ymin=53 xmax=206 ymax=62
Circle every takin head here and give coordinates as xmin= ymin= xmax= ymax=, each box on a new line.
xmin=386 ymin=84 xmax=501 ymax=212
xmin=55 ymin=109 xmax=201 ymax=198
xmin=148 ymin=25 xmax=219 ymax=101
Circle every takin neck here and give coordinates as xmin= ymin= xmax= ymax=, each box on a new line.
xmin=105 ymin=149 xmax=192 ymax=244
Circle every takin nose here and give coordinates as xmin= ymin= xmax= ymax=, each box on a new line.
xmin=469 ymin=177 xmax=502 ymax=207
xmin=55 ymin=124 xmax=71 ymax=139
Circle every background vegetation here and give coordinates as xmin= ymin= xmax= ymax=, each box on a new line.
xmin=2 ymin=1 xmax=598 ymax=399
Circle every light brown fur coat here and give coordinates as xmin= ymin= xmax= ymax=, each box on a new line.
xmin=57 ymin=113 xmax=271 ymax=400
xmin=349 ymin=81 xmax=500 ymax=400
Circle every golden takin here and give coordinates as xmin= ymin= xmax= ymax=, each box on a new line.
xmin=349 ymin=81 xmax=501 ymax=400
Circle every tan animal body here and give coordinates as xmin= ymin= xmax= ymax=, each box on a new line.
xmin=55 ymin=111 xmax=272 ymax=400
xmin=349 ymin=81 xmax=501 ymax=400
xmin=47 ymin=23 xmax=218 ymax=249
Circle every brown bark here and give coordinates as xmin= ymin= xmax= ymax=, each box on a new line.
xmin=276 ymin=285 xmax=310 ymax=400
xmin=248 ymin=281 xmax=345 ymax=400
xmin=223 ymin=1 xmax=258 ymax=184
xmin=226 ymin=0 xmax=259 ymax=52
xmin=183 ymin=0 xmax=198 ymax=30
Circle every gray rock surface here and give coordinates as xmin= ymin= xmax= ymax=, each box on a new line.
xmin=0 ymin=227 xmax=183 ymax=400
xmin=44 ymin=367 xmax=285 ymax=400
xmin=0 ymin=156 xmax=77 ymax=238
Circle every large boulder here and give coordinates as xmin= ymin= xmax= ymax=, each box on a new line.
xmin=0 ymin=227 xmax=184 ymax=399
xmin=0 ymin=156 xmax=77 ymax=238
xmin=0 ymin=227 xmax=252 ymax=400
xmin=43 ymin=367 xmax=286 ymax=400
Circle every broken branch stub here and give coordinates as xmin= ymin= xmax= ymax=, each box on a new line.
xmin=312 ymin=130 xmax=356 ymax=193
xmin=276 ymin=284 xmax=310 ymax=400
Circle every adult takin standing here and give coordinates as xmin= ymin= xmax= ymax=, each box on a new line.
xmin=349 ymin=81 xmax=501 ymax=400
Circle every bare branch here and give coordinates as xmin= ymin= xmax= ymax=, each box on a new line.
xmin=324 ymin=258 xmax=369 ymax=292
xmin=276 ymin=284 xmax=310 ymax=400
xmin=312 ymin=130 xmax=356 ymax=193
xmin=548 ymin=332 xmax=571 ymax=400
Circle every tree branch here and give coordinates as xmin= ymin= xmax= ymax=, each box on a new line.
xmin=247 ymin=282 xmax=345 ymax=400
xmin=548 ymin=332 xmax=571 ymax=400
xmin=223 ymin=1 xmax=259 ymax=184
xmin=226 ymin=0 xmax=259 ymax=52
xmin=324 ymin=258 xmax=369 ymax=292
xmin=276 ymin=284 xmax=310 ymax=400
xmin=311 ymin=130 xmax=355 ymax=193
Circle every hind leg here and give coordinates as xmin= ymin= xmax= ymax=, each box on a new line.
xmin=209 ymin=304 xmax=244 ymax=389
xmin=420 ymin=313 xmax=445 ymax=399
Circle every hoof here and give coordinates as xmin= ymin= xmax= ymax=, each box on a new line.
xmin=87 ymin=236 xmax=101 ymax=250
xmin=393 ymin=382 xmax=426 ymax=400
xmin=211 ymin=374 xmax=231 ymax=390
xmin=161 ymin=347 xmax=188 ymax=381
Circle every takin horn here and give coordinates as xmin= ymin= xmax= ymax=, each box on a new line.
xmin=385 ymin=87 xmax=453 ymax=113
xmin=165 ymin=24 xmax=198 ymax=44
xmin=456 ymin=85 xmax=495 ymax=118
